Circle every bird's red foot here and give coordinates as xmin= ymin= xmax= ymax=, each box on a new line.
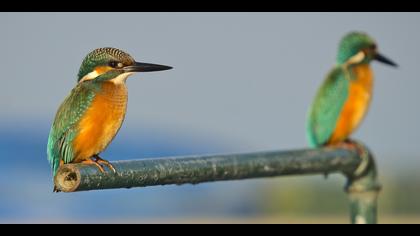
xmin=81 ymin=159 xmax=106 ymax=173
xmin=336 ymin=139 xmax=365 ymax=157
xmin=53 ymin=185 xmax=61 ymax=193
xmin=93 ymin=155 xmax=116 ymax=173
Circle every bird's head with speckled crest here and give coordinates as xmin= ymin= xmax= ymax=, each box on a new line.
xmin=77 ymin=47 xmax=172 ymax=84
xmin=336 ymin=31 xmax=398 ymax=68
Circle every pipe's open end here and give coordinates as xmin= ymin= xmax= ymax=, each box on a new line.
xmin=54 ymin=165 xmax=81 ymax=192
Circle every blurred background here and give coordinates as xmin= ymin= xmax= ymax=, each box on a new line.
xmin=1 ymin=12 xmax=419 ymax=223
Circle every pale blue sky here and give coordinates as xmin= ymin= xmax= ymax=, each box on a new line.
xmin=1 ymin=12 xmax=419 ymax=166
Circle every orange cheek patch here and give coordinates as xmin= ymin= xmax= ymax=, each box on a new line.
xmin=94 ymin=66 xmax=113 ymax=75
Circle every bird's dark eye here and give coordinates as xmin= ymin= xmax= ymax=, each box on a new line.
xmin=109 ymin=61 xmax=123 ymax=68
xmin=109 ymin=61 xmax=117 ymax=67
xmin=370 ymin=44 xmax=377 ymax=50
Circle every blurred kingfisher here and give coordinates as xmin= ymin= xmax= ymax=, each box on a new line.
xmin=47 ymin=47 xmax=172 ymax=191
xmin=306 ymin=32 xmax=397 ymax=148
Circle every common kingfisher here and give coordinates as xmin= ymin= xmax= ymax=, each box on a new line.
xmin=47 ymin=47 xmax=172 ymax=191
xmin=306 ymin=32 xmax=397 ymax=148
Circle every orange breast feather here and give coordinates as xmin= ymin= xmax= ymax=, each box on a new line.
xmin=328 ymin=64 xmax=373 ymax=144
xmin=72 ymin=82 xmax=128 ymax=162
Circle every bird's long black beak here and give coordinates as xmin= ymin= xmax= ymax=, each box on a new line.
xmin=375 ymin=53 xmax=398 ymax=67
xmin=124 ymin=62 xmax=173 ymax=72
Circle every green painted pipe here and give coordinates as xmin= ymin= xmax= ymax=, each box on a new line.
xmin=54 ymin=141 xmax=380 ymax=224
xmin=344 ymin=142 xmax=381 ymax=224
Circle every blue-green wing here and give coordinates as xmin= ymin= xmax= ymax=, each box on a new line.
xmin=47 ymin=82 xmax=97 ymax=176
xmin=306 ymin=67 xmax=349 ymax=147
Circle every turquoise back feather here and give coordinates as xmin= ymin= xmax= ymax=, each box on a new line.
xmin=47 ymin=81 xmax=100 ymax=177
xmin=306 ymin=67 xmax=350 ymax=147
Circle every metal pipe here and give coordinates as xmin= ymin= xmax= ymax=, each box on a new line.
xmin=344 ymin=141 xmax=381 ymax=224
xmin=55 ymin=146 xmax=363 ymax=192
xmin=54 ymin=141 xmax=380 ymax=224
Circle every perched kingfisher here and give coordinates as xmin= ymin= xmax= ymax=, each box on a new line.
xmin=306 ymin=32 xmax=397 ymax=148
xmin=47 ymin=47 xmax=172 ymax=191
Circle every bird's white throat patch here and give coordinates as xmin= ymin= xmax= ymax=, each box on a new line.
xmin=110 ymin=72 xmax=134 ymax=84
